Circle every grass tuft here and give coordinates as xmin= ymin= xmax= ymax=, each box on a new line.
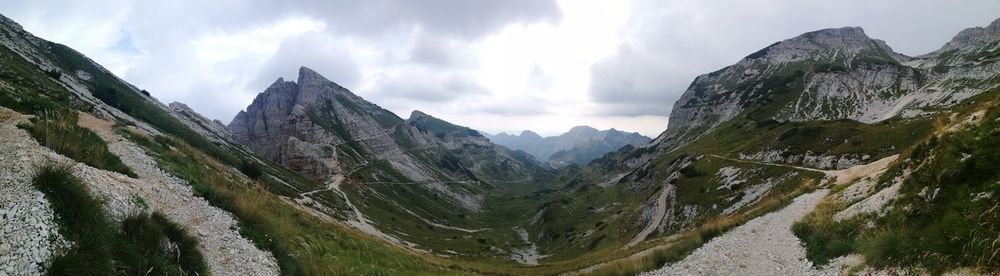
xmin=20 ymin=111 xmax=135 ymax=177
xmin=32 ymin=164 xmax=208 ymax=275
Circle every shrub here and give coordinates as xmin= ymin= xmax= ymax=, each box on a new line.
xmin=679 ymin=165 xmax=702 ymax=178
xmin=45 ymin=69 xmax=61 ymax=79
xmin=33 ymin=164 xmax=116 ymax=274
xmin=239 ymin=159 xmax=263 ymax=180
xmin=116 ymin=212 xmax=209 ymax=275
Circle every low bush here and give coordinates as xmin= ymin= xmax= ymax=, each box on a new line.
xmin=239 ymin=159 xmax=263 ymax=180
xmin=34 ymin=165 xmax=116 ymax=274
xmin=791 ymin=198 xmax=860 ymax=265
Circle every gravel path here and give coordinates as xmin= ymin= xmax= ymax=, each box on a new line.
xmin=642 ymin=189 xmax=852 ymax=276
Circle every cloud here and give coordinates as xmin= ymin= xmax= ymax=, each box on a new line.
xmin=251 ymin=33 xmax=362 ymax=91
xmin=299 ymin=0 xmax=563 ymax=39
xmin=527 ymin=64 xmax=553 ymax=90
xmin=473 ymin=96 xmax=549 ymax=116
xmin=367 ymin=69 xmax=487 ymax=104
xmin=124 ymin=0 xmax=561 ymax=41
xmin=408 ymin=32 xmax=472 ymax=68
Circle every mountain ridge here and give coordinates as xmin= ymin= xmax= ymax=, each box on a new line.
xmin=483 ymin=125 xmax=651 ymax=167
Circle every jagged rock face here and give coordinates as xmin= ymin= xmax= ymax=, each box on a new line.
xmin=229 ymin=67 xmax=546 ymax=209
xmin=229 ymin=68 xmax=410 ymax=181
xmin=653 ymin=24 xmax=1000 ymax=153
xmin=229 ymin=78 xmax=301 ymax=164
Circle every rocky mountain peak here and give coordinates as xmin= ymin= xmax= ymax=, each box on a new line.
xmin=263 ymin=77 xmax=297 ymax=95
xmin=568 ymin=125 xmax=599 ymax=133
xmin=744 ymin=26 xmax=906 ymax=64
xmin=409 ymin=110 xmax=429 ymax=119
xmin=520 ymin=130 xmax=543 ymax=139
xmin=296 ymin=66 xmax=330 ymax=86
xmin=802 ymin=26 xmax=867 ymax=39
xmin=933 ymin=17 xmax=1000 ymax=54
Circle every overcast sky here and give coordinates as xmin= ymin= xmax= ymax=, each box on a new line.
xmin=3 ymin=1 xmax=999 ymax=137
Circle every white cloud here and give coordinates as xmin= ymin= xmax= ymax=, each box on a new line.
xmin=191 ymin=17 xmax=325 ymax=65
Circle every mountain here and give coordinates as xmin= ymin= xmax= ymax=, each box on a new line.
xmin=227 ymin=66 xmax=551 ymax=258
xmin=650 ymin=23 xmax=1000 ymax=162
xmin=483 ymin=125 xmax=651 ymax=167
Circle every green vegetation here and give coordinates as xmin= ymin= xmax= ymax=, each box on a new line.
xmin=791 ymin=198 xmax=861 ymax=265
xmin=19 ymin=111 xmax=135 ymax=177
xmin=689 ymin=115 xmax=931 ymax=163
xmin=0 ymin=42 xmax=86 ymax=116
xmin=795 ymin=92 xmax=1000 ymax=273
xmin=239 ymin=159 xmax=263 ymax=180
xmin=116 ymin=212 xmax=210 ymax=275
xmin=859 ymin=105 xmax=1000 ymax=272
xmin=32 ymin=165 xmax=207 ymax=275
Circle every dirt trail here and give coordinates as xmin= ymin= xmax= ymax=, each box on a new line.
xmin=641 ymin=190 xmax=839 ymax=275
xmin=626 ymin=184 xmax=675 ymax=248
xmin=827 ymin=155 xmax=898 ymax=185
xmin=709 ymin=154 xmax=898 ymax=185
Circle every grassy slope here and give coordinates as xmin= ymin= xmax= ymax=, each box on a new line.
xmin=793 ymin=87 xmax=1000 ymax=273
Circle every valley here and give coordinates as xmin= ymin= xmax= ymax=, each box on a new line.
xmin=1 ymin=9 xmax=1000 ymax=276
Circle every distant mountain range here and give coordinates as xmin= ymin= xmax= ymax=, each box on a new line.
xmin=481 ymin=126 xmax=651 ymax=167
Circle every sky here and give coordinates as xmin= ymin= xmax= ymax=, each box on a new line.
xmin=2 ymin=1 xmax=1000 ymax=137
